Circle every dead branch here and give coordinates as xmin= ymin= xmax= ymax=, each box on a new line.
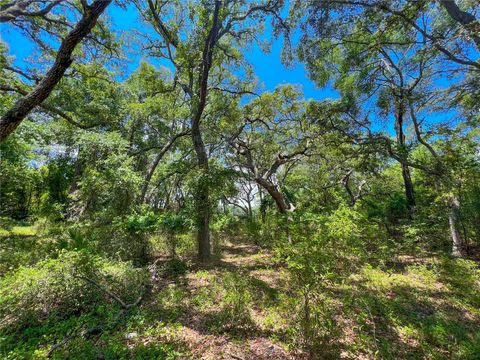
xmin=75 ymin=275 xmax=145 ymax=310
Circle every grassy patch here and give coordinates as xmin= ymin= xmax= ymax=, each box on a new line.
xmin=327 ymin=257 xmax=480 ymax=359
xmin=0 ymin=225 xmax=36 ymax=238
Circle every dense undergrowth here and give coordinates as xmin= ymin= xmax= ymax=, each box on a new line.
xmin=1 ymin=218 xmax=479 ymax=360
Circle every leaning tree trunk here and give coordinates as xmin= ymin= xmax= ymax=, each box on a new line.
xmin=255 ymin=178 xmax=292 ymax=214
xmin=139 ymin=135 xmax=183 ymax=204
xmin=448 ymin=194 xmax=463 ymax=257
xmin=255 ymin=177 xmax=294 ymax=243
xmin=0 ymin=0 xmax=112 ymax=141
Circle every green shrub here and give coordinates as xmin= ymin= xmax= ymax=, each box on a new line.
xmin=70 ymin=220 xmax=151 ymax=265
xmin=275 ymin=206 xmax=385 ymax=352
xmin=0 ymin=250 xmax=148 ymax=331
xmin=158 ymin=211 xmax=190 ymax=258
xmin=161 ymin=258 xmax=188 ymax=277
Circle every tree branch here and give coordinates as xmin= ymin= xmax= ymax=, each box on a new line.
xmin=0 ymin=0 xmax=64 ymax=23
xmin=0 ymin=0 xmax=112 ymax=141
xmin=0 ymin=84 xmax=99 ymax=129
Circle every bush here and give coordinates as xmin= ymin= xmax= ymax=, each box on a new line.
xmin=68 ymin=220 xmax=151 ymax=265
xmin=0 ymin=250 xmax=148 ymax=331
xmin=158 ymin=212 xmax=190 ymax=258
xmin=276 ymin=206 xmax=387 ymax=353
xmin=157 ymin=258 xmax=188 ymax=279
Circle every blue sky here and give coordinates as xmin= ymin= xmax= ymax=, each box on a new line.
xmin=1 ymin=2 xmax=338 ymax=102
xmin=1 ymin=1 xmax=464 ymax=138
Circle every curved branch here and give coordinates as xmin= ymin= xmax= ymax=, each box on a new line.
xmin=139 ymin=130 xmax=191 ymax=204
xmin=0 ymin=0 xmax=64 ymax=23
xmin=330 ymin=0 xmax=480 ymax=70
xmin=0 ymin=0 xmax=112 ymax=141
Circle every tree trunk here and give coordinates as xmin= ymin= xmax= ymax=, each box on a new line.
xmin=255 ymin=177 xmax=294 ymax=243
xmin=189 ymin=0 xmax=221 ymax=263
xmin=258 ymin=187 xmax=266 ymax=223
xmin=139 ymin=131 xmax=189 ymax=204
xmin=69 ymin=147 xmax=83 ymax=194
xmin=448 ymin=194 xmax=463 ymax=257
xmin=247 ymin=194 xmax=253 ymax=219
xmin=140 ymin=146 xmax=170 ymax=204
xmin=192 ymin=126 xmax=211 ymax=262
xmin=401 ymin=163 xmax=416 ymax=219
xmin=256 ymin=178 xmax=292 ymax=214
xmin=394 ymin=101 xmax=416 ymax=218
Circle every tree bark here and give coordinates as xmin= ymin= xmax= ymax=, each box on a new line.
xmin=192 ymin=125 xmax=211 ymax=262
xmin=0 ymin=0 xmax=112 ymax=141
xmin=258 ymin=186 xmax=266 ymax=223
xmin=401 ymin=163 xmax=416 ymax=218
xmin=255 ymin=177 xmax=292 ymax=214
xmin=448 ymin=194 xmax=463 ymax=257
xmin=255 ymin=177 xmax=294 ymax=243
xmin=246 ymin=191 xmax=253 ymax=219
xmin=394 ymin=101 xmax=416 ymax=218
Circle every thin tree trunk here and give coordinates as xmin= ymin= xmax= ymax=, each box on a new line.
xmin=138 ymin=131 xmax=189 ymax=204
xmin=69 ymin=147 xmax=82 ymax=194
xmin=394 ymin=101 xmax=416 ymax=218
xmin=448 ymin=194 xmax=463 ymax=257
xmin=258 ymin=186 xmax=266 ymax=223
xmin=401 ymin=163 xmax=416 ymax=218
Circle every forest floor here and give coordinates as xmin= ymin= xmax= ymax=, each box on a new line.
xmin=1 ymin=226 xmax=480 ymax=359
xmin=120 ymin=242 xmax=480 ymax=359
xmin=160 ymin=243 xmax=300 ymax=360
